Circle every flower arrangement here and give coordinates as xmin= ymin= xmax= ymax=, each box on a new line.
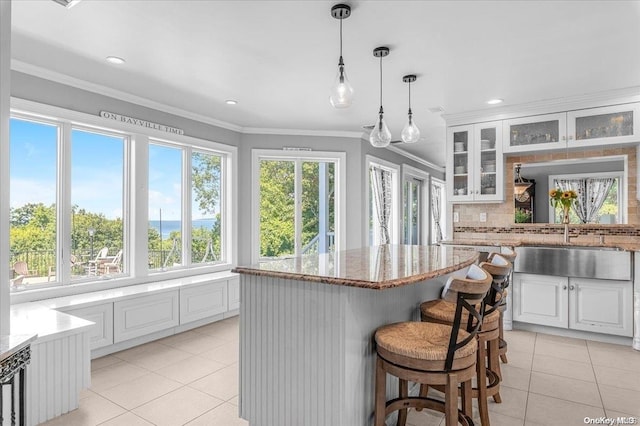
xmin=549 ymin=188 xmax=577 ymax=209
xmin=549 ymin=188 xmax=577 ymax=224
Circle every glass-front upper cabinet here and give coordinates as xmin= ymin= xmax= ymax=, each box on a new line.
xmin=503 ymin=112 xmax=567 ymax=153
xmin=567 ymin=103 xmax=640 ymax=147
xmin=447 ymin=121 xmax=503 ymax=202
xmin=448 ymin=125 xmax=473 ymax=201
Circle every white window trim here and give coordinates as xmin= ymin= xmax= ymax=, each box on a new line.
xmin=251 ymin=149 xmax=346 ymax=264
xmin=9 ymin=98 xmax=238 ymax=304
xmin=365 ymin=155 xmax=401 ymax=247
xmin=401 ymin=164 xmax=430 ymax=245
xmin=548 ymin=170 xmax=626 ymax=224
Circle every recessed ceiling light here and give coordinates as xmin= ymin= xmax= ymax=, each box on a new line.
xmin=106 ymin=56 xmax=126 ymax=65
xmin=487 ymin=98 xmax=503 ymax=105
xmin=225 ymin=100 xmax=238 ymax=105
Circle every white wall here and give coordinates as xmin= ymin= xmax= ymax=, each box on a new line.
xmin=1 ymin=0 xmax=11 ymax=334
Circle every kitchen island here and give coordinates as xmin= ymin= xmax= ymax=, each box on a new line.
xmin=232 ymin=244 xmax=478 ymax=426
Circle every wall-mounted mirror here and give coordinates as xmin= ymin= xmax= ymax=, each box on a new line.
xmin=513 ymin=156 xmax=627 ymax=224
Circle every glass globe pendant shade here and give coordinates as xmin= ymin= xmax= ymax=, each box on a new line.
xmin=401 ymin=114 xmax=421 ymax=144
xmin=369 ymin=114 xmax=392 ymax=148
xmin=329 ymin=67 xmax=354 ymax=108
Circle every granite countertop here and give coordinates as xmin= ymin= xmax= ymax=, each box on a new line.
xmin=232 ymin=244 xmax=478 ymax=290
xmin=441 ymin=239 xmax=640 ymax=251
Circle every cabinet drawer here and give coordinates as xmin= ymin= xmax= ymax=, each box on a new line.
xmin=228 ymin=276 xmax=240 ymax=311
xmin=180 ymin=281 xmax=228 ymax=324
xmin=114 ymin=291 xmax=179 ymax=343
xmin=59 ymin=303 xmax=114 ymax=350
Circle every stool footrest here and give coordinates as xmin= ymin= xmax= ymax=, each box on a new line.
xmin=386 ymin=396 xmax=475 ymax=426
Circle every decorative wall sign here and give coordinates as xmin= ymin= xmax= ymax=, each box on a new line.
xmin=99 ymin=111 xmax=184 ymax=135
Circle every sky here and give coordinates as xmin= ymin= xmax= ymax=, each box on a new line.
xmin=9 ymin=117 xmax=214 ymax=222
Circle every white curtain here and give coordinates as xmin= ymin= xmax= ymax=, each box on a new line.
xmin=370 ymin=166 xmax=392 ymax=244
xmin=431 ymin=183 xmax=443 ymax=242
xmin=556 ymin=177 xmax=615 ymax=224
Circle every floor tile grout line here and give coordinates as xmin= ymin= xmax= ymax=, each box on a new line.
xmin=587 ymin=342 xmax=610 ymax=416
xmin=521 ymin=331 xmax=537 ymax=425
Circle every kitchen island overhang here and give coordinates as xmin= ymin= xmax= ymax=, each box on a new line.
xmin=233 ymin=245 xmax=479 ymax=426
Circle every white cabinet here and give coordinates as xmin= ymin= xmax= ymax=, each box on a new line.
xmin=180 ymin=280 xmax=228 ymax=324
xmin=567 ymin=103 xmax=640 ymax=148
xmin=569 ymin=278 xmax=633 ymax=337
xmin=513 ymin=273 xmax=633 ymax=337
xmin=503 ymin=112 xmax=567 ymax=153
xmin=502 ymin=104 xmax=640 ymax=154
xmin=447 ymin=121 xmax=503 ymax=202
xmin=114 ymin=290 xmax=179 ymax=343
xmin=59 ymin=303 xmax=114 ymax=350
xmin=228 ymin=276 xmax=240 ymax=311
xmin=513 ymin=273 xmax=568 ymax=328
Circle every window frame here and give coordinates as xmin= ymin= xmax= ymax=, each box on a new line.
xmin=401 ymin=164 xmax=430 ymax=245
xmin=9 ymin=98 xmax=237 ymax=302
xmin=365 ymin=155 xmax=401 ymax=247
xmin=430 ymin=177 xmax=446 ymax=244
xmin=547 ymin=171 xmax=626 ymax=224
xmin=250 ymin=149 xmax=346 ymax=264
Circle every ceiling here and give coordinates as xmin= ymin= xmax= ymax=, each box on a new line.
xmin=10 ymin=0 xmax=640 ymax=167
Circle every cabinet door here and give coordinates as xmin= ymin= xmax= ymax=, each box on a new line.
xmin=567 ymin=103 xmax=640 ymax=147
xmin=228 ymin=276 xmax=240 ymax=311
xmin=513 ymin=273 xmax=568 ymax=328
xmin=114 ymin=290 xmax=179 ymax=343
xmin=503 ymin=113 xmax=567 ymax=153
xmin=59 ymin=303 xmax=114 ymax=350
xmin=448 ymin=125 xmax=474 ymax=201
xmin=180 ymin=281 xmax=228 ymax=324
xmin=474 ymin=121 xmax=503 ymax=201
xmin=568 ymin=278 xmax=633 ymax=337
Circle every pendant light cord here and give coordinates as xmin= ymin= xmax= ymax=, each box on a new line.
xmin=339 ymin=17 xmax=343 ymax=58
xmin=379 ymin=55 xmax=383 ymax=111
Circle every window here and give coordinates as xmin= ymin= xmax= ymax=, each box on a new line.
xmin=401 ymin=165 xmax=430 ymax=245
xmin=549 ymin=172 xmax=624 ymax=224
xmin=252 ymin=150 xmax=344 ymax=263
xmin=148 ymin=142 xmax=183 ymax=269
xmin=366 ymin=156 xmax=399 ymax=246
xmin=8 ymin=102 xmax=236 ymax=294
xmin=71 ymin=128 xmax=126 ymax=279
xmin=9 ymin=118 xmax=58 ymax=289
xmin=148 ymin=142 xmax=228 ymax=271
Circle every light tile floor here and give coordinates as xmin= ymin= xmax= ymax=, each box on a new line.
xmin=41 ymin=321 xmax=640 ymax=426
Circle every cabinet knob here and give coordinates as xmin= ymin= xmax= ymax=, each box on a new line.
xmin=563 ymin=285 xmax=567 ymax=290
xmin=569 ymin=285 xmax=575 ymax=291
xmin=569 ymin=135 xmax=574 ymax=140
xmin=562 ymin=135 xmax=566 ymax=141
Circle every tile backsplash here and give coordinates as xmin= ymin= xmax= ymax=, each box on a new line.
xmin=453 ymin=146 xmax=639 ymax=240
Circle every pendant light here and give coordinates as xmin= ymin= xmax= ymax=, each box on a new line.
xmin=329 ymin=4 xmax=354 ymax=108
xmin=401 ymin=74 xmax=421 ymax=144
xmin=369 ymin=46 xmax=391 ymax=148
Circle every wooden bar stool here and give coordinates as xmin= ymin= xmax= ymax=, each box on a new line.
xmin=490 ymin=248 xmax=517 ymax=364
xmin=420 ymin=255 xmax=512 ymax=426
xmin=374 ymin=264 xmax=492 ymax=426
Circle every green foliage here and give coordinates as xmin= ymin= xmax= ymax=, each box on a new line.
xmin=191 ymin=152 xmax=221 ymax=215
xmin=259 ymin=161 xmax=295 ymax=257
xmin=514 ymin=208 xmax=532 ymax=223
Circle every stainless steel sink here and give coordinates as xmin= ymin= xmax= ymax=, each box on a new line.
xmin=514 ymin=246 xmax=631 ymax=280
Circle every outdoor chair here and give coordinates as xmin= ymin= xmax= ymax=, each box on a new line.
xmin=13 ymin=261 xmax=36 ymax=278
xmin=85 ymin=247 xmax=109 ymax=276
xmin=48 ymin=254 xmax=81 ymax=282
xmin=102 ymin=250 xmax=123 ymax=274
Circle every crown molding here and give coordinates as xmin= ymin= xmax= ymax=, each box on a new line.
xmin=12 ymin=60 xmax=244 ymax=132
xmin=385 ymin=144 xmax=445 ymax=173
xmin=444 ymin=86 xmax=640 ymax=126
xmin=241 ymin=127 xmax=363 ymax=138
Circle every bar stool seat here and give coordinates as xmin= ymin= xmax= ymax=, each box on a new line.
xmin=374 ymin=264 xmax=493 ymax=426
xmin=376 ymin=322 xmax=477 ymax=365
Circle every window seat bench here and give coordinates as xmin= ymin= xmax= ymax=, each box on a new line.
xmin=10 ymin=271 xmax=239 ymax=426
